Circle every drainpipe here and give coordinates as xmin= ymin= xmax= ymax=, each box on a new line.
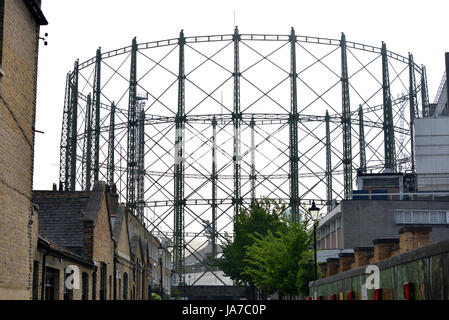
xmin=39 ymin=238 xmax=51 ymax=300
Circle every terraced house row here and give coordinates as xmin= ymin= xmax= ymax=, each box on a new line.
xmin=0 ymin=0 xmax=172 ymax=300
xmin=31 ymin=182 xmax=172 ymax=300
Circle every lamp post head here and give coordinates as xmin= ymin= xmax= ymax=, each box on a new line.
xmin=309 ymin=201 xmax=320 ymax=221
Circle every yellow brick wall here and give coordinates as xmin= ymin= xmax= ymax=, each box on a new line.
xmin=115 ymin=213 xmax=133 ymax=300
xmin=92 ymin=194 xmax=114 ymax=300
xmin=32 ymin=252 xmax=94 ymax=300
xmin=0 ymin=0 xmax=42 ymax=300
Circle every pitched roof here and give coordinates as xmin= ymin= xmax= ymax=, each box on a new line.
xmin=32 ymin=181 xmax=109 ymax=258
xmin=32 ymin=191 xmax=90 ymax=256
xmin=38 ymin=236 xmax=94 ymax=268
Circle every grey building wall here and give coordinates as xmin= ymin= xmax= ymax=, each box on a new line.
xmin=341 ymin=200 xmax=449 ymax=249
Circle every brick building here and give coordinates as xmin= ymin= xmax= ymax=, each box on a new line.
xmin=109 ymin=195 xmax=133 ymax=300
xmin=32 ymin=182 xmax=115 ymax=300
xmin=317 ymin=172 xmax=449 ymax=256
xmin=127 ymin=206 xmax=172 ymax=298
xmin=0 ymin=0 xmax=47 ymax=299
xmin=30 ymin=182 xmax=171 ymax=300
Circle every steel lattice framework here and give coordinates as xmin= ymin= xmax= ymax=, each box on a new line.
xmin=59 ymin=28 xmax=428 ymax=284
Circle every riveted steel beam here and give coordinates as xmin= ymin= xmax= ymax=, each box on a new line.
xmin=69 ymin=59 xmax=79 ymax=191
xmin=358 ymin=104 xmax=367 ymax=174
xmin=127 ymin=37 xmax=138 ymax=212
xmin=325 ymin=110 xmax=332 ymax=212
xmin=93 ymin=47 xmax=102 ymax=182
xmin=233 ymin=26 xmax=242 ymax=218
xmin=289 ymin=27 xmax=300 ymax=222
xmin=107 ymin=102 xmax=116 ymax=186
xmin=408 ymin=53 xmax=417 ymax=172
xmin=420 ymin=65 xmax=429 ymax=117
xmin=174 ymin=29 xmax=186 ymax=278
xmin=83 ymin=93 xmax=93 ymax=191
xmin=211 ymin=116 xmax=217 ymax=258
xmin=137 ymin=107 xmax=145 ymax=222
xmin=381 ymin=42 xmax=396 ymax=172
xmin=341 ymin=33 xmax=353 ymax=199
xmin=59 ymin=72 xmax=72 ymax=190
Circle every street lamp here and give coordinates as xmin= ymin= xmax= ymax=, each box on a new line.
xmin=158 ymin=247 xmax=164 ymax=300
xmin=308 ymin=201 xmax=320 ymax=281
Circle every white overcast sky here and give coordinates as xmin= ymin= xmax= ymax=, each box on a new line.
xmin=33 ymin=0 xmax=449 ymax=190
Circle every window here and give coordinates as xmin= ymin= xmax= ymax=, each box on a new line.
xmin=142 ymin=270 xmax=145 ymax=299
xmin=100 ymin=262 xmax=107 ymax=300
xmin=395 ymin=210 xmax=449 ymax=225
xmin=92 ymin=271 xmax=97 ymax=300
xmin=118 ymin=279 xmax=121 ymax=300
xmin=44 ymin=268 xmax=57 ymax=300
xmin=32 ymin=261 xmax=39 ymax=300
xmin=82 ymin=273 xmax=89 ymax=300
xmin=123 ymin=272 xmax=128 ymax=300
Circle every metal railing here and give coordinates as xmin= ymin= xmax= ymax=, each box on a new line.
xmin=434 ymin=71 xmax=447 ymax=104
xmin=351 ymin=191 xmax=449 ymax=201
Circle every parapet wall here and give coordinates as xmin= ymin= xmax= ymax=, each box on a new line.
xmin=309 ymin=238 xmax=449 ymax=300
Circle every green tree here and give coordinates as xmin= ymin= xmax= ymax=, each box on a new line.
xmin=243 ymin=217 xmax=315 ymax=297
xmin=213 ymin=199 xmax=286 ymax=288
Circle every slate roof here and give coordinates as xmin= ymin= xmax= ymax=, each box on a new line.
xmin=38 ymin=236 xmax=94 ymax=267
xmin=111 ymin=204 xmax=125 ymax=242
xmin=32 ymin=191 xmax=91 ymax=257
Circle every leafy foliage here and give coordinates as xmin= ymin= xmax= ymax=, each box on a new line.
xmin=243 ymin=219 xmax=314 ymax=297
xmin=213 ymin=199 xmax=285 ymax=285
xmin=213 ymin=198 xmax=316 ymax=297
xmin=151 ymin=292 xmax=161 ymax=300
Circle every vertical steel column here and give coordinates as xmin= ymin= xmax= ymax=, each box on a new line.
xmin=325 ymin=110 xmax=332 ymax=213
xmin=107 ymin=102 xmax=116 ymax=186
xmin=408 ymin=53 xmax=417 ymax=172
xmin=381 ymin=42 xmax=396 ymax=172
xmin=233 ymin=26 xmax=242 ymax=217
xmin=341 ymin=33 xmax=353 ymax=199
xmin=250 ymin=116 xmax=256 ymax=202
xmin=137 ymin=107 xmax=145 ymax=222
xmin=211 ymin=116 xmax=217 ymax=258
xmin=83 ymin=94 xmax=93 ymax=191
xmin=420 ymin=65 xmax=429 ymax=117
xmin=92 ymin=47 xmax=102 ymax=182
xmin=69 ymin=59 xmax=79 ymax=191
xmin=289 ymin=27 xmax=300 ymax=222
xmin=59 ymin=72 xmax=72 ymax=190
xmin=358 ymin=105 xmax=367 ymax=173
xmin=446 ymin=53 xmax=449 ymax=110
xmin=127 ymin=38 xmax=138 ymax=213
xmin=174 ymin=30 xmax=186 ymax=279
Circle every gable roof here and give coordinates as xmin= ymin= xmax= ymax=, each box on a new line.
xmin=32 ymin=181 xmax=111 ymax=258
xmin=32 ymin=190 xmax=90 ymax=256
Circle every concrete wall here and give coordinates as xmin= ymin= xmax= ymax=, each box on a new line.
xmin=415 ymin=117 xmax=449 ymax=191
xmin=341 ymin=200 xmax=449 ymax=249
xmin=0 ymin=0 xmax=43 ymax=300
xmin=309 ymin=238 xmax=449 ymax=300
